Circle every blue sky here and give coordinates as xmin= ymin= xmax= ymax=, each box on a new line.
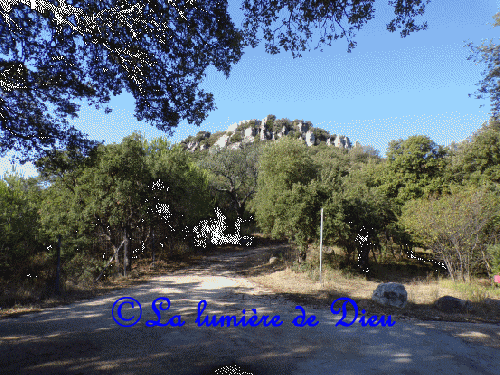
xmin=1 ymin=0 xmax=500 ymax=179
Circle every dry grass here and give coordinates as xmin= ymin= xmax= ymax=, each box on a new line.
xmin=2 ymin=234 xmax=500 ymax=325
xmin=247 ymin=241 xmax=500 ymax=324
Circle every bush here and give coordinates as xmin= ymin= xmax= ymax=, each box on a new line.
xmin=236 ymin=121 xmax=255 ymax=132
xmin=230 ymin=133 xmax=243 ymax=143
xmin=312 ymin=128 xmax=330 ymax=142
xmin=487 ymin=244 xmax=500 ymax=276
xmin=63 ymin=252 xmax=105 ymax=286
xmin=207 ymin=131 xmax=225 ymax=147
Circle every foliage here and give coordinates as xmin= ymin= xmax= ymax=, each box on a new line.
xmin=37 ymin=132 xmax=216 ymax=278
xmin=230 ymin=133 xmax=243 ymax=143
xmin=195 ymin=131 xmax=211 ymax=142
xmin=198 ymin=142 xmax=262 ymax=221
xmin=399 ymin=186 xmax=500 ymax=282
xmin=207 ymin=131 xmax=226 ymax=148
xmin=465 ymin=12 xmax=500 ymax=118
xmin=445 ymin=116 xmax=500 ymax=186
xmin=487 ymin=244 xmax=500 ymax=276
xmin=1 ymin=1 xmax=246 ymax=164
xmin=250 ymin=137 xmax=318 ymax=260
xmin=2 ymin=0 xmax=433 ymax=165
xmin=383 ymin=135 xmax=448 ymax=203
xmin=235 ymin=121 xmax=254 ymax=133
xmin=273 ymin=118 xmax=292 ymax=134
xmin=240 ymin=0 xmax=430 ymax=56
xmin=0 ymin=170 xmax=45 ymax=277
xmin=312 ymin=127 xmax=331 ymax=142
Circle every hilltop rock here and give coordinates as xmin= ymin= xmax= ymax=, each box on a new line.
xmin=182 ymin=115 xmax=359 ymax=152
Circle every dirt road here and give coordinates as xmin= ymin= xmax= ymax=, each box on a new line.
xmin=1 ymin=245 xmax=499 ymax=375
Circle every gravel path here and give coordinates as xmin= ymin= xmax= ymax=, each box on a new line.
xmin=1 ymin=245 xmax=499 ymax=375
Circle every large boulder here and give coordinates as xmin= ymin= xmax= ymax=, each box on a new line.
xmin=434 ymin=296 xmax=471 ymax=314
xmin=372 ymin=282 xmax=408 ymax=308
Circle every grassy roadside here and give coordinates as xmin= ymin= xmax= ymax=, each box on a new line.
xmin=1 ymin=233 xmax=500 ymax=325
xmin=245 ymin=240 xmax=500 ymax=325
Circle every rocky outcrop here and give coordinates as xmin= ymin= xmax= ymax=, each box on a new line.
xmin=182 ymin=115 xmax=359 ymax=152
xmin=305 ymin=130 xmax=315 ymax=147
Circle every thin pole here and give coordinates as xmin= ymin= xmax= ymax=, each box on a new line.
xmin=56 ymin=234 xmax=61 ymax=295
xmin=319 ymin=207 xmax=323 ymax=285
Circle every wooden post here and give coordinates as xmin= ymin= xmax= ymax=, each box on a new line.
xmin=56 ymin=234 xmax=61 ymax=295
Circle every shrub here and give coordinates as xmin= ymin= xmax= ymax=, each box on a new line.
xmin=236 ymin=121 xmax=254 ymax=132
xmin=312 ymin=128 xmax=330 ymax=142
xmin=487 ymin=244 xmax=500 ymax=276
xmin=64 ymin=252 xmax=105 ymax=286
xmin=230 ymin=133 xmax=243 ymax=143
xmin=273 ymin=118 xmax=292 ymax=134
xmin=207 ymin=131 xmax=225 ymax=147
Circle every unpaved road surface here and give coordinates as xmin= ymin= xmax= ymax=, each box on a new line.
xmin=1 ymin=244 xmax=499 ymax=375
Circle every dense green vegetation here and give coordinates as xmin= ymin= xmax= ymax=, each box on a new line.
xmin=2 ymin=117 xmax=500 ymax=308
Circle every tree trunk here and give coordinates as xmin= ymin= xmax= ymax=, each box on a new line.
xmin=235 ymin=204 xmax=245 ymax=243
xmin=357 ymin=243 xmax=370 ymax=273
xmin=297 ymin=242 xmax=307 ymax=263
xmin=123 ymin=227 xmax=131 ymax=277
xmin=113 ymin=239 xmax=121 ymax=276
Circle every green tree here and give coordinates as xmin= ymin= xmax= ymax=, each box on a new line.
xmin=2 ymin=0 xmax=432 ymax=164
xmin=383 ymin=135 xmax=448 ymax=203
xmin=399 ymin=186 xmax=500 ymax=282
xmin=198 ymin=143 xmax=261 ymax=221
xmin=445 ymin=116 xmax=500 ymax=187
xmin=0 ymin=170 xmax=45 ymax=278
xmin=37 ymin=132 xmax=217 ymax=277
xmin=250 ymin=137 xmax=318 ymax=261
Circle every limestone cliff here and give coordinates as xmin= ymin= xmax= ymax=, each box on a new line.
xmin=179 ymin=115 xmax=360 ymax=153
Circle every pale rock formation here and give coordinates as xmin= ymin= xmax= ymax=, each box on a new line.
xmin=334 ymin=135 xmax=351 ymax=149
xmin=183 ymin=115 xmax=358 ymax=152
xmin=244 ymin=127 xmax=256 ymax=138
xmin=276 ymin=126 xmax=289 ymax=139
xmin=305 ymin=130 xmax=315 ymax=146
xmin=214 ymin=134 xmax=230 ymax=149
xmin=296 ymin=121 xmax=310 ymax=133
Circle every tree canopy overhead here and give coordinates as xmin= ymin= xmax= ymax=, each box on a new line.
xmin=0 ymin=0 xmax=432 ymax=164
